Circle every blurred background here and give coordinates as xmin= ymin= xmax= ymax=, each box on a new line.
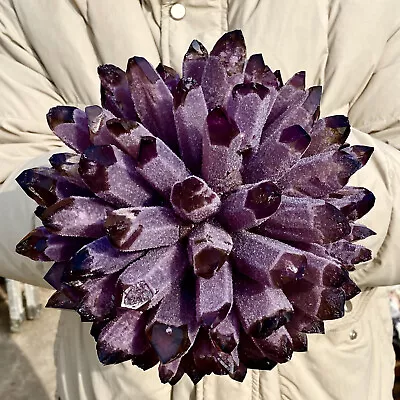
xmin=0 ymin=280 xmax=59 ymax=400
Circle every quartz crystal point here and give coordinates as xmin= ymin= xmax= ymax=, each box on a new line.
xmin=231 ymin=232 xmax=306 ymax=286
xmin=241 ymin=326 xmax=294 ymax=364
xmin=126 ymin=56 xmax=178 ymax=152
xmin=202 ymin=107 xmax=243 ymax=193
xmin=97 ymin=309 xmax=154 ymax=365
xmin=238 ymin=331 xmax=278 ymax=371
xmin=170 ymin=176 xmax=221 ymax=223
xmin=210 ymin=309 xmax=240 ymax=353
xmin=147 ymin=273 xmax=198 ymax=363
xmin=300 ymin=252 xmax=349 ymax=288
xmin=265 ymin=71 xmax=307 ymax=126
xmin=254 ymin=196 xmax=350 ymax=244
xmin=159 ymin=358 xmax=183 ymax=384
xmin=347 ymin=223 xmax=376 ymax=242
xmin=16 ymin=226 xmax=89 ymax=262
xmin=202 ymin=30 xmax=246 ymax=110
xmin=39 ymin=196 xmax=112 ymax=238
xmin=85 ymin=106 xmax=118 ymax=146
xmin=196 ymin=262 xmax=233 ymax=328
xmin=130 ymin=134 xmax=189 ymax=197
xmin=16 ymin=167 xmax=92 ymax=207
xmin=65 ymin=236 xmax=145 ymax=279
xmin=218 ymin=180 xmax=281 ymax=231
xmin=227 ymin=83 xmax=272 ymax=153
xmin=49 ymin=153 xmax=87 ymax=187
xmin=324 ymin=240 xmax=372 ymax=266
xmin=341 ymin=280 xmax=361 ymax=300
xmin=188 ymin=329 xmax=243 ymax=379
xmin=156 ymin=64 xmax=180 ymax=93
xmin=105 ymin=118 xmax=150 ymax=159
xmin=234 ymin=275 xmax=293 ymax=338
xmin=262 ymin=86 xmax=321 ymax=148
xmin=182 ymin=40 xmax=208 ymax=84
xmin=279 ymin=146 xmax=373 ymax=198
xmin=244 ymin=124 xmax=311 ymax=183
xmin=46 ymin=107 xmax=90 ymax=153
xmin=16 ymin=30 xmax=375 ymax=385
xmin=244 ymin=54 xmax=280 ymax=89
xmin=46 ymin=286 xmax=82 ymax=310
xmin=105 ymin=206 xmax=184 ymax=251
xmin=304 ymin=115 xmax=351 ymax=157
xmin=325 ymin=186 xmax=375 ymax=220
xmin=98 ymin=64 xmax=138 ymax=121
xmin=79 ymin=145 xmax=154 ymax=207
xmin=119 ymin=244 xmax=188 ymax=310
xmin=173 ymin=79 xmax=208 ymax=174
xmin=286 ymin=328 xmax=308 ymax=352
xmin=76 ymin=273 xmax=119 ymax=321
xmin=285 ymin=308 xmax=325 ymax=336
xmin=187 ymin=222 xmax=233 ymax=278
xmin=43 ymin=261 xmax=68 ymax=290
xmin=283 ymin=279 xmax=346 ymax=321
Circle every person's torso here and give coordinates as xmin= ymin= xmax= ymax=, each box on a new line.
xmin=9 ymin=1 xmax=398 ymax=399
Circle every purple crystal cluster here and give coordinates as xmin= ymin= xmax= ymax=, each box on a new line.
xmin=16 ymin=31 xmax=375 ymax=384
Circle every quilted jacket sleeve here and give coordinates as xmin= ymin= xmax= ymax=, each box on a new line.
xmin=0 ymin=1 xmax=67 ymax=182
xmin=347 ymin=130 xmax=400 ymax=288
xmin=349 ymin=25 xmax=400 ymax=150
xmin=0 ymin=1 xmax=66 ymax=287
xmin=347 ymin=24 xmax=400 ymax=288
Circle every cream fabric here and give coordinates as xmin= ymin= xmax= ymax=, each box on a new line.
xmin=0 ymin=1 xmax=399 ymax=399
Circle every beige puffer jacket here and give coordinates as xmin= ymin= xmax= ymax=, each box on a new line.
xmin=0 ymin=1 xmax=400 ymax=399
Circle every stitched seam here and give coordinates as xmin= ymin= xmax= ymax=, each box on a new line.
xmin=84 ymin=3 xmax=103 ymax=65
xmin=220 ymin=0 xmax=228 ymax=35
xmin=251 ymin=370 xmax=259 ymax=400
xmin=160 ymin=2 xmax=171 ymax=65
xmin=355 ymin=114 xmax=400 ymax=133
xmin=276 ymin=365 xmax=284 ymax=400
xmin=370 ymin=160 xmax=397 ymax=281
xmin=318 ymin=0 xmax=330 ymax=87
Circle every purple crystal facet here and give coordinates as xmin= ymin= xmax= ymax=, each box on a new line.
xmin=105 ymin=206 xmax=183 ymax=251
xmin=171 ymin=176 xmax=221 ymax=223
xmin=218 ymin=180 xmax=281 ymax=231
xmin=187 ymin=223 xmax=233 ymax=278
